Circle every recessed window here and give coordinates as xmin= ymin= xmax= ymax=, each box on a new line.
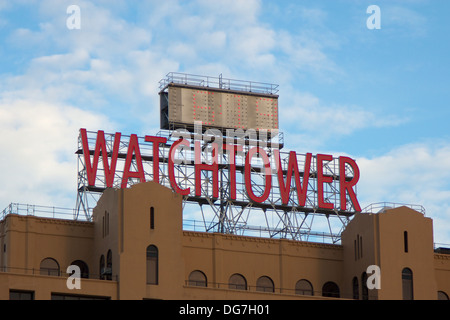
xmin=355 ymin=235 xmax=363 ymax=260
xmin=404 ymin=231 xmax=408 ymax=253
xmin=402 ymin=268 xmax=413 ymax=300
xmin=438 ymin=291 xmax=449 ymax=300
xmin=295 ymin=279 xmax=313 ymax=296
xmin=106 ymin=250 xmax=112 ymax=280
xmin=51 ymin=293 xmax=110 ymax=300
xmin=102 ymin=211 xmax=110 ymax=238
xmin=99 ymin=255 xmax=105 ymax=280
xmin=10 ymin=290 xmax=34 ymax=300
xmin=228 ymin=274 xmax=247 ymax=290
xmin=322 ymin=281 xmax=340 ymax=298
xmin=146 ymin=245 xmax=158 ymax=285
xmin=70 ymin=260 xmax=89 ymax=279
xmin=361 ymin=272 xmax=368 ymax=300
xmin=150 ymin=207 xmax=155 ymax=230
xmin=256 ymin=276 xmax=274 ymax=293
xmin=188 ymin=270 xmax=207 ymax=287
xmin=352 ymin=277 xmax=359 ymax=300
xmin=40 ymin=258 xmax=60 ymax=276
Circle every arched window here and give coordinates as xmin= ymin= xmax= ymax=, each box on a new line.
xmin=146 ymin=245 xmax=158 ymax=285
xmin=106 ymin=250 xmax=112 ymax=280
xmin=352 ymin=277 xmax=359 ymax=300
xmin=99 ymin=255 xmax=105 ymax=280
xmin=70 ymin=260 xmax=89 ymax=279
xmin=402 ymin=268 xmax=413 ymax=300
xmin=228 ymin=274 xmax=247 ymax=290
xmin=256 ymin=276 xmax=274 ymax=293
xmin=361 ymin=272 xmax=368 ymax=300
xmin=438 ymin=291 xmax=449 ymax=300
xmin=295 ymin=279 xmax=314 ymax=296
xmin=40 ymin=258 xmax=60 ymax=276
xmin=188 ymin=270 xmax=207 ymax=287
xmin=322 ymin=281 xmax=340 ymax=298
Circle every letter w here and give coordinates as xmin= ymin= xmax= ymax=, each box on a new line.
xmin=275 ymin=150 xmax=312 ymax=206
xmin=80 ymin=129 xmax=121 ymax=187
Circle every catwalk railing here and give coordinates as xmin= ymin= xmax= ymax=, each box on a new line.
xmin=159 ymin=72 xmax=279 ymax=95
xmin=362 ymin=202 xmax=426 ymax=215
xmin=0 ymin=203 xmax=86 ymax=221
xmin=0 ymin=265 xmax=118 ymax=281
xmin=0 ymin=203 xmax=341 ymax=244
xmin=183 ymin=279 xmax=377 ymax=300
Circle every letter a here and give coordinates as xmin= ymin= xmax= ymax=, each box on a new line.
xmin=366 ymin=265 xmax=381 ymax=290
xmin=66 ymin=265 xmax=81 ymax=290
xmin=366 ymin=5 xmax=381 ymax=30
xmin=66 ymin=5 xmax=81 ymax=30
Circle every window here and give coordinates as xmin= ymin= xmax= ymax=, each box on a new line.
xmin=360 ymin=235 xmax=363 ymax=258
xmin=295 ymin=279 xmax=313 ymax=296
xmin=146 ymin=245 xmax=158 ymax=285
xmin=188 ymin=270 xmax=207 ymax=287
xmin=51 ymin=293 xmax=110 ymax=300
xmin=102 ymin=211 xmax=110 ymax=238
xmin=402 ymin=268 xmax=413 ymax=300
xmin=70 ymin=260 xmax=89 ymax=279
xmin=228 ymin=274 xmax=247 ymax=290
xmin=361 ymin=272 xmax=368 ymax=300
xmin=322 ymin=281 xmax=340 ymax=298
xmin=404 ymin=231 xmax=408 ymax=253
xmin=99 ymin=255 xmax=105 ymax=280
xmin=106 ymin=250 xmax=112 ymax=280
xmin=352 ymin=277 xmax=359 ymax=300
xmin=256 ymin=276 xmax=274 ymax=293
xmin=355 ymin=235 xmax=363 ymax=260
xmin=438 ymin=291 xmax=449 ymax=300
xmin=10 ymin=290 xmax=34 ymax=300
xmin=40 ymin=258 xmax=60 ymax=276
xmin=150 ymin=207 xmax=155 ymax=229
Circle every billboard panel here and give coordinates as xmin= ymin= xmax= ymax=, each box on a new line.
xmin=166 ymin=84 xmax=279 ymax=132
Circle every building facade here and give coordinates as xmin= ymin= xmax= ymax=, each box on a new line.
xmin=0 ymin=181 xmax=449 ymax=300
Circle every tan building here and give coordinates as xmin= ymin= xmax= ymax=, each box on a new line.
xmin=0 ymin=181 xmax=449 ymax=300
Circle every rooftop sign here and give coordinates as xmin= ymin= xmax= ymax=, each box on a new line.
xmin=77 ymin=125 xmax=361 ymax=217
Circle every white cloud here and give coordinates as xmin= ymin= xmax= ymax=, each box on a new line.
xmin=280 ymin=90 xmax=407 ymax=147
xmin=0 ymin=1 xmax=179 ymax=211
xmin=357 ymin=142 xmax=450 ymax=244
xmin=0 ymin=99 xmax=113 ymax=209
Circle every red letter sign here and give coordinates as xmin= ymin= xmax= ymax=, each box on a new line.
xmin=317 ymin=154 xmax=334 ymax=210
xmin=80 ymin=129 xmax=121 ymax=187
xmin=275 ymin=150 xmax=312 ymax=206
xmin=339 ymin=156 xmax=361 ymax=212
xmin=121 ymin=134 xmax=146 ymax=188
xmin=145 ymin=135 xmax=168 ymax=184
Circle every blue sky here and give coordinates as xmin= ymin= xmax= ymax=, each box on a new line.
xmin=1 ymin=0 xmax=450 ymax=244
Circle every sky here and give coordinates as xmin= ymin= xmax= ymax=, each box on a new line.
xmin=0 ymin=0 xmax=450 ymax=244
